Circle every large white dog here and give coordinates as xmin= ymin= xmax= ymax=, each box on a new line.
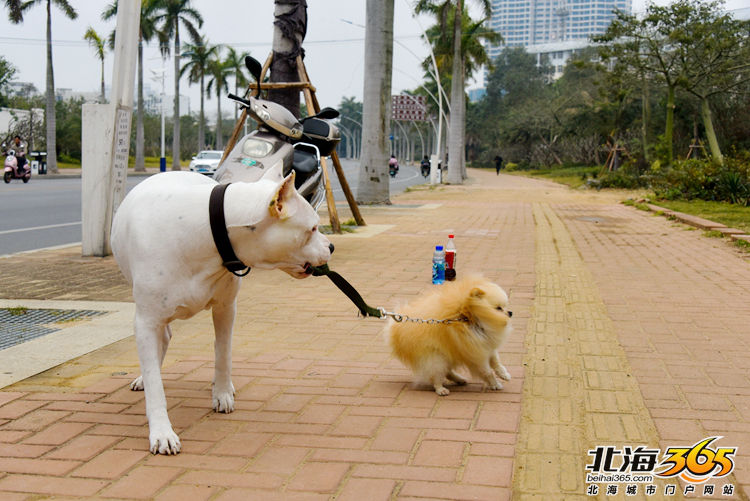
xmin=111 ymin=171 xmax=332 ymax=454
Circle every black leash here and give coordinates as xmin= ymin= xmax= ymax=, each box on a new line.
xmin=309 ymin=264 xmax=383 ymax=318
xmin=209 ymin=183 xmax=251 ymax=277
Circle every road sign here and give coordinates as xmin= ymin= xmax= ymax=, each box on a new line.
xmin=391 ymin=95 xmax=427 ymax=121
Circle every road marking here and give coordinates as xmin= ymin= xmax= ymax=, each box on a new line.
xmin=0 ymin=221 xmax=81 ymax=236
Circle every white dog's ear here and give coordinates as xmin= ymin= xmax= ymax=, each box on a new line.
xmin=268 ymin=172 xmax=297 ymax=219
xmin=470 ymin=287 xmax=485 ymax=298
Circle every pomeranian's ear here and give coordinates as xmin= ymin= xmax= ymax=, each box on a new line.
xmin=470 ymin=287 xmax=485 ymax=298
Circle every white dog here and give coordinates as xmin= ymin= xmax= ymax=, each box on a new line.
xmin=111 ymin=171 xmax=332 ymax=454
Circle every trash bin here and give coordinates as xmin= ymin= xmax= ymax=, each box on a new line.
xmin=29 ymin=151 xmax=47 ymax=175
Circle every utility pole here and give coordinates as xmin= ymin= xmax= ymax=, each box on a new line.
xmin=81 ymin=0 xmax=141 ymax=257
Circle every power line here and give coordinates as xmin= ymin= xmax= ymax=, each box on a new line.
xmin=0 ymin=34 xmax=421 ymax=48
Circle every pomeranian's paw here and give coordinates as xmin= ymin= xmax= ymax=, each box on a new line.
xmin=487 ymin=381 xmax=504 ymax=391
xmin=434 ymin=385 xmax=450 ymax=396
xmin=495 ymin=365 xmax=512 ymax=381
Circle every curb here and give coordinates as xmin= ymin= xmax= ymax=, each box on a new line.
xmin=639 ymin=202 xmax=750 ymax=244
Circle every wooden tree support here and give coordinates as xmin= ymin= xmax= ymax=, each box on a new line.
xmin=602 ymin=140 xmax=627 ymax=173
xmin=219 ymin=52 xmax=365 ymax=235
xmin=685 ymin=138 xmax=707 ymax=160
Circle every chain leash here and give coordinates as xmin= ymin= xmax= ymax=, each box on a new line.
xmin=371 ymin=307 xmax=467 ymax=325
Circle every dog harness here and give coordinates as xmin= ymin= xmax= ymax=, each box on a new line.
xmin=209 ymin=183 xmax=251 ymax=277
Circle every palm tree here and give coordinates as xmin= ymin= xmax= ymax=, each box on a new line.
xmin=153 ymin=0 xmax=203 ymax=170
xmin=206 ymin=50 xmax=232 ymax=150
xmin=224 ymin=46 xmax=250 ymax=123
xmin=3 ymin=1 xmax=22 ymax=22
xmin=416 ymin=0 xmax=491 ymax=184
xmin=8 ymin=0 xmax=78 ymax=174
xmin=83 ymin=27 xmax=107 ymax=102
xmin=357 ymin=0 xmax=394 ymax=204
xmin=102 ymin=0 xmax=161 ymax=172
xmin=181 ymin=37 xmax=218 ymax=151
xmin=422 ymin=9 xmax=499 ymax=178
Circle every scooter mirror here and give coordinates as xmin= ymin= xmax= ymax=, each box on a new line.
xmin=245 ymin=56 xmax=263 ymax=96
xmin=313 ymin=107 xmax=340 ymax=120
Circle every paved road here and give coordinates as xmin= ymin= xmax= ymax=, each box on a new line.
xmin=0 ymin=177 xmax=145 ymax=256
xmin=0 ymin=159 xmax=425 ymax=255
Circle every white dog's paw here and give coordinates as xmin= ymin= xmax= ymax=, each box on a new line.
xmin=212 ymin=389 xmax=235 ymax=413
xmin=149 ymin=426 xmax=181 ymax=455
xmin=130 ymin=375 xmax=144 ymax=391
xmin=496 ymin=365 xmax=512 ymax=381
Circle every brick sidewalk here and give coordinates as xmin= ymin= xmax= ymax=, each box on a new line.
xmin=1 ymin=169 xmax=749 ymax=499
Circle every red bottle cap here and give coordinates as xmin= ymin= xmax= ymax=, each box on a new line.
xmin=448 ymin=234 xmax=454 ymax=238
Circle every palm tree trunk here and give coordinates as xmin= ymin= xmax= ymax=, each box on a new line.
xmin=269 ymin=0 xmax=306 ymax=117
xmin=357 ymin=0 xmax=394 ymax=204
xmin=216 ymin=89 xmax=222 ymax=150
xmin=234 ymin=76 xmax=239 ymax=123
xmin=198 ymin=74 xmax=205 ymax=150
xmin=135 ymin=38 xmax=145 ymax=172
xmin=100 ymin=57 xmax=105 ymax=102
xmin=45 ymin=0 xmax=58 ymax=173
xmin=172 ymin=25 xmax=181 ymax=170
xmin=446 ymin=0 xmax=464 ymax=184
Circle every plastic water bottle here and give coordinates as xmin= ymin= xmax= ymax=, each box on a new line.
xmin=432 ymin=245 xmax=446 ymax=284
xmin=445 ymin=234 xmax=457 ymax=281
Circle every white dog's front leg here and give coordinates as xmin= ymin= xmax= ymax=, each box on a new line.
xmin=131 ymin=325 xmax=172 ymax=391
xmin=135 ymin=313 xmax=181 ymax=455
xmin=212 ymin=299 xmax=236 ymax=413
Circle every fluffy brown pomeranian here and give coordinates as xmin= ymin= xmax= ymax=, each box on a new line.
xmin=386 ymin=275 xmax=513 ymax=395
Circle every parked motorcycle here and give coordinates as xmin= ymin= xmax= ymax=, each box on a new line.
xmin=4 ymin=150 xmax=31 ymax=184
xmin=213 ymin=56 xmax=340 ymax=210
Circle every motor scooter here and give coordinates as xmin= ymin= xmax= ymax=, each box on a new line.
xmin=213 ymin=56 xmax=340 ymax=210
xmin=4 ymin=150 xmax=31 ymax=184
xmin=420 ymin=159 xmax=430 ymax=178
xmin=389 ymin=159 xmax=399 ymax=178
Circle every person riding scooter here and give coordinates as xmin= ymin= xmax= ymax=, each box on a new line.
xmin=389 ymin=155 xmax=399 ymax=178
xmin=3 ymin=135 xmax=31 ymax=183
xmin=420 ymin=156 xmax=430 ymax=178
xmin=11 ymin=135 xmax=27 ymax=170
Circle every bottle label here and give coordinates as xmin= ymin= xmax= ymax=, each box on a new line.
xmin=445 ymin=250 xmax=455 ymax=269
xmin=432 ymin=262 xmax=445 ymax=284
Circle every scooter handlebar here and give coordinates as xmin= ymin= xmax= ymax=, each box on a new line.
xmin=227 ymin=93 xmax=252 ymax=107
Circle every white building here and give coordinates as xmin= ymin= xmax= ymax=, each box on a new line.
xmin=486 ymin=0 xmax=630 ymax=80
xmin=488 ymin=0 xmax=631 ymax=55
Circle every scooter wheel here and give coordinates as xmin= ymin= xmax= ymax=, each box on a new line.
xmin=22 ymin=176 xmax=29 ymax=183
xmin=3 ymin=172 xmax=11 ymax=184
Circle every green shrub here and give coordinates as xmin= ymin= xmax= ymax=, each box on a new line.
xmin=652 ymin=157 xmax=750 ymax=205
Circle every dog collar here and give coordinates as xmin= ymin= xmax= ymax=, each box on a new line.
xmin=209 ymin=183 xmax=251 ymax=277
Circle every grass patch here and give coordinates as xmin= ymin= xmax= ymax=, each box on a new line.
xmin=6 ymin=306 xmax=28 ymax=316
xmin=320 ymin=224 xmax=357 ymax=235
xmin=509 ymin=165 xmax=600 ymax=189
xmin=704 ymin=230 xmax=725 ymax=238
xmin=655 ymin=199 xmax=750 ymax=234
xmin=735 ymin=239 xmax=750 ymax=250
xmin=55 ymin=156 xmax=189 ymax=170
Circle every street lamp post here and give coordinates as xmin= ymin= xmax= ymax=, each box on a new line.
xmin=151 ymin=61 xmax=167 ymax=172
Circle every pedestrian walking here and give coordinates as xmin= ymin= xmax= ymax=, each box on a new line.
xmin=494 ymin=154 xmax=503 ymax=175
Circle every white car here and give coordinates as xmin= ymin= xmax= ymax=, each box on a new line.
xmin=188 ymin=150 xmax=223 ymax=176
